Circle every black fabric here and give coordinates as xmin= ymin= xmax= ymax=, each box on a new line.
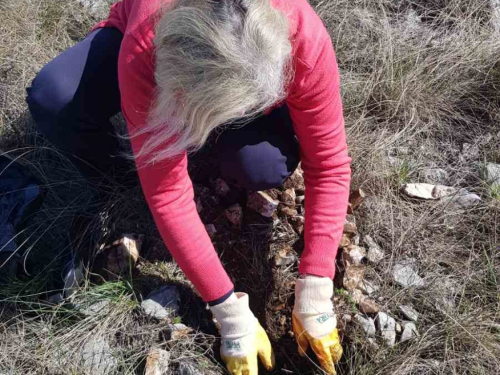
xmin=0 ymin=155 xmax=43 ymax=278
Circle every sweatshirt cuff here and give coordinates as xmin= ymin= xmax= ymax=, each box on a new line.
xmin=208 ymin=287 xmax=235 ymax=306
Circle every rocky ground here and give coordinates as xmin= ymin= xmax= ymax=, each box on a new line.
xmin=1 ymin=0 xmax=500 ymax=374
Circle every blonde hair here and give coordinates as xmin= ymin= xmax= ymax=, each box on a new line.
xmin=134 ymin=0 xmax=292 ymax=164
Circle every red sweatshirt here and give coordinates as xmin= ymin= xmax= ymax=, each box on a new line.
xmin=94 ymin=0 xmax=351 ymax=302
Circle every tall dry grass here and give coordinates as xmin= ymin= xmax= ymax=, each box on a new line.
xmin=0 ymin=0 xmax=499 ymax=374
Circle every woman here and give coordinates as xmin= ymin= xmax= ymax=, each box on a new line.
xmin=26 ymin=0 xmax=351 ymax=373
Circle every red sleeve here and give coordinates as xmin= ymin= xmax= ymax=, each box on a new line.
xmin=118 ymin=35 xmax=234 ymax=302
xmin=287 ymin=33 xmax=351 ymax=279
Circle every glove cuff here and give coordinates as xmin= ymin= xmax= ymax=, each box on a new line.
xmin=294 ymin=276 xmax=334 ymax=314
xmin=210 ymin=292 xmax=257 ymax=339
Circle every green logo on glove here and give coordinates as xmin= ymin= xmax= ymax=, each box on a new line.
xmin=226 ymin=340 xmax=242 ymax=350
xmin=316 ymin=312 xmax=334 ymax=324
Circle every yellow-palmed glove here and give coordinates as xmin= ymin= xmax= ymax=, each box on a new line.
xmin=293 ymin=276 xmax=343 ymax=375
xmin=210 ymin=292 xmax=275 ymax=375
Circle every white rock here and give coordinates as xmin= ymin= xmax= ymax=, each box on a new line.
xmin=482 ymin=163 xmax=500 ymax=190
xmin=167 ymin=323 xmax=192 ymax=340
xmin=400 ymin=322 xmax=419 ymax=342
xmin=141 ymin=286 xmax=180 ymax=319
xmin=145 ymin=348 xmax=170 ymax=375
xmin=247 ymin=191 xmax=279 ymax=218
xmin=364 ymin=235 xmax=384 ymax=264
xmin=274 ymin=249 xmax=297 ymax=267
xmin=399 ymin=305 xmax=419 ymax=322
xmin=284 ymin=166 xmax=305 ymax=194
xmin=80 ymin=336 xmax=117 ymax=375
xmin=354 ymin=314 xmax=376 ymax=336
xmin=396 ymin=322 xmax=402 ymax=334
xmin=402 ymin=183 xmax=435 ymax=199
xmin=375 ymin=312 xmax=397 ymax=346
xmin=341 ymin=245 xmax=366 ymax=266
xmin=402 ymin=183 xmax=457 ymax=200
xmin=392 ymin=259 xmax=425 ymax=288
xmin=352 ymin=234 xmax=360 ymax=246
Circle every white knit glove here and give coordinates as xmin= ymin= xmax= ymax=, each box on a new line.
xmin=210 ymin=292 xmax=275 ymax=374
xmin=293 ymin=276 xmax=342 ymax=375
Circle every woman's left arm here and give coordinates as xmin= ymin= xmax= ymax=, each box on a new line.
xmin=286 ymin=29 xmax=350 ymax=375
xmin=286 ymin=35 xmax=351 ymax=280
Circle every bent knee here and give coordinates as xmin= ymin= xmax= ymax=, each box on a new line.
xmin=220 ymin=142 xmax=299 ymax=191
xmin=26 ymin=67 xmax=75 ymax=137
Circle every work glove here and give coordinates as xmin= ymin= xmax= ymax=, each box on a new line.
xmin=210 ymin=292 xmax=275 ymax=375
xmin=293 ymin=276 xmax=343 ymax=374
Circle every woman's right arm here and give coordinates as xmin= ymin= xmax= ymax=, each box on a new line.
xmin=118 ymin=34 xmax=234 ymax=302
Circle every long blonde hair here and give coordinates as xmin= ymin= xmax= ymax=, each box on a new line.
xmin=133 ymin=0 xmax=292 ymax=164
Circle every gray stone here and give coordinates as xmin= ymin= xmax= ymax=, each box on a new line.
xmin=399 ymin=305 xmax=419 ymax=322
xmin=224 ymin=204 xmax=243 ymax=226
xmin=360 ymin=280 xmax=380 ymax=296
xmin=145 ymin=348 xmax=170 ymax=375
xmin=443 ymin=190 xmax=482 ymax=208
xmin=375 ymin=312 xmax=397 ymax=347
xmin=392 ymin=259 xmax=425 ymax=288
xmin=214 ymin=178 xmax=231 ymax=197
xmin=482 ymin=163 xmax=500 ymax=190
xmin=247 ymin=192 xmax=279 ymax=218
xmin=80 ymin=336 xmax=117 ymax=375
xmin=432 ymin=185 xmax=458 ymax=199
xmin=434 ymin=278 xmax=457 ymax=311
xmin=400 ymin=322 xmax=419 ymax=342
xmin=141 ymin=286 xmax=179 ymax=320
xmin=354 ymin=314 xmax=376 ymax=336
xmin=364 ymin=235 xmax=384 ymax=264
xmin=423 ymin=168 xmax=448 ymax=184
xmin=179 ymin=362 xmax=203 ymax=375
xmin=79 ymin=299 xmax=111 ymax=317
xmin=205 ymin=224 xmax=217 ymax=238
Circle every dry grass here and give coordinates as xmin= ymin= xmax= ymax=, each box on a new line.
xmin=1 ymin=0 xmax=500 ymax=374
